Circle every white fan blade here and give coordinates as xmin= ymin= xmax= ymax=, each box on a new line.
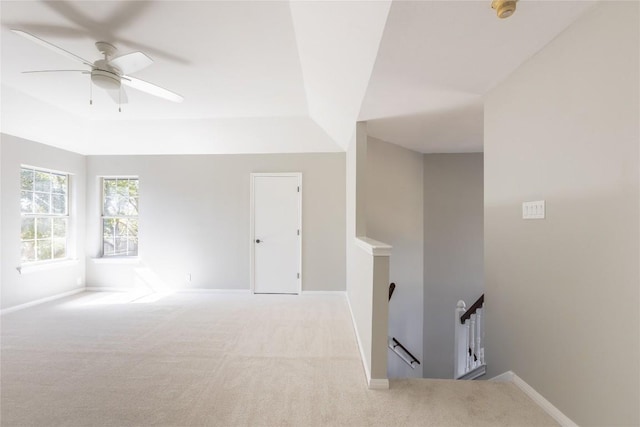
xmin=11 ymin=30 xmax=93 ymax=67
xmin=109 ymin=51 xmax=153 ymax=75
xmin=23 ymin=70 xmax=89 ymax=74
xmin=107 ymin=88 xmax=129 ymax=105
xmin=122 ymin=76 xmax=183 ymax=103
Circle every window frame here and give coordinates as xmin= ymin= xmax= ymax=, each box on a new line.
xmin=100 ymin=176 xmax=139 ymax=258
xmin=20 ymin=165 xmax=71 ymax=265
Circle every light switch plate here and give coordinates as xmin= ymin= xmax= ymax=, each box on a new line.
xmin=522 ymin=200 xmax=545 ymax=219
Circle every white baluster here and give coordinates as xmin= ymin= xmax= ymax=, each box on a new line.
xmin=476 ymin=308 xmax=482 ymax=368
xmin=464 ymin=321 xmax=470 ymax=373
xmin=480 ymin=304 xmax=485 ymax=365
xmin=454 ymin=300 xmax=467 ymax=378
xmin=471 ymin=314 xmax=478 ymax=370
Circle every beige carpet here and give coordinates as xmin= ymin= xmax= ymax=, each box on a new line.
xmin=1 ymin=292 xmax=558 ymax=426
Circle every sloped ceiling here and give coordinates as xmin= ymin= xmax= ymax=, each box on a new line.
xmin=360 ymin=0 xmax=595 ymax=153
xmin=1 ymin=1 xmax=595 ymax=155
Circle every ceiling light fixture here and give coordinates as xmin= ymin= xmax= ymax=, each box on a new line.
xmin=11 ymin=29 xmax=184 ymax=112
xmin=491 ymin=0 xmax=518 ymax=19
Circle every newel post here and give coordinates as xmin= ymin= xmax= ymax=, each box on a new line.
xmin=454 ymin=300 xmax=468 ymax=379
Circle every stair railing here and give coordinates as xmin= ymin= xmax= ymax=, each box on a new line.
xmin=454 ymin=294 xmax=486 ymax=380
xmin=387 ymin=282 xmax=421 ymax=369
xmin=388 ymin=337 xmax=421 ymax=368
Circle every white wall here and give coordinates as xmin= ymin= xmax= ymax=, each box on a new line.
xmin=349 ymin=239 xmax=391 ymax=386
xmin=85 ymin=153 xmax=345 ymax=292
xmin=1 ymin=134 xmax=86 ymax=309
xmin=346 ymin=124 xmax=370 ymax=376
xmin=423 ymin=153 xmax=483 ymax=379
xmin=346 ymin=123 xmax=391 ymax=388
xmin=484 ymin=2 xmax=639 ymax=425
xmin=345 ymin=125 xmax=362 ymax=281
xmin=366 ymin=136 xmax=424 ymax=378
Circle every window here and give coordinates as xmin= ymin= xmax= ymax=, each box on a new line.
xmin=102 ymin=177 xmax=139 ymax=257
xmin=20 ymin=167 xmax=69 ymax=263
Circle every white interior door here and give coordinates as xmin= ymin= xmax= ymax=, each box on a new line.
xmin=251 ymin=173 xmax=301 ymax=294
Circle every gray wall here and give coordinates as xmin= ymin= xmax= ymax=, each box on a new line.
xmin=1 ymin=134 xmax=86 ymax=309
xmin=366 ymin=136 xmax=424 ymax=378
xmin=86 ymin=153 xmax=346 ymax=292
xmin=362 ymin=137 xmax=484 ymax=380
xmin=423 ymin=153 xmax=483 ymax=379
xmin=484 ymin=2 xmax=639 ymax=425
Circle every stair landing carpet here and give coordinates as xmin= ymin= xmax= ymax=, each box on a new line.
xmin=0 ymin=291 xmax=558 ymax=426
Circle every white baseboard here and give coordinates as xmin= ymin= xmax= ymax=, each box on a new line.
xmin=368 ymin=378 xmax=390 ymax=389
xmin=490 ymin=371 xmax=577 ymax=427
xmin=178 ymin=288 xmax=251 ymax=294
xmin=345 ymin=294 xmax=372 ymax=384
xmin=85 ymin=287 xmax=251 ymax=294
xmin=456 ymin=364 xmax=486 ymax=380
xmin=489 ymin=370 xmax=514 ymax=383
xmin=86 ymin=286 xmax=132 ymax=292
xmin=345 ymin=294 xmax=389 ymax=390
xmin=1 ymin=287 xmax=85 ymax=315
xmin=301 ymin=290 xmax=346 ymax=295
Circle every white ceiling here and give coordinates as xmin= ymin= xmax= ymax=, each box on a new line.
xmin=1 ymin=1 xmax=595 ymax=155
xmin=361 ymin=0 xmax=596 ymax=153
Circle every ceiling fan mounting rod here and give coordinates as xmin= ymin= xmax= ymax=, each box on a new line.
xmin=95 ymin=41 xmax=117 ymax=59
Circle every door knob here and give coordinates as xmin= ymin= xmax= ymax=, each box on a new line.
xmin=255 ymin=239 xmax=262 ymax=243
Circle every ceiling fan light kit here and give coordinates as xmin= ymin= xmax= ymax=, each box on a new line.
xmin=91 ymin=61 xmax=121 ymax=90
xmin=11 ymin=29 xmax=183 ymax=110
xmin=491 ymin=0 xmax=518 ymax=19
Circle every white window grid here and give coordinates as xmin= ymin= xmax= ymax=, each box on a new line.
xmin=101 ymin=177 xmax=139 ymax=257
xmin=20 ymin=167 xmax=69 ymax=264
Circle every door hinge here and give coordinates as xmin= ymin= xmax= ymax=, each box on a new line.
xmin=297 ymin=229 xmax=300 ymax=236
xmin=297 ymin=273 xmax=300 ymax=279
xmin=297 ymin=186 xmax=300 ymax=192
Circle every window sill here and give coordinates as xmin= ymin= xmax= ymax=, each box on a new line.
xmin=91 ymin=257 xmax=140 ymax=265
xmin=17 ymin=259 xmax=79 ymax=275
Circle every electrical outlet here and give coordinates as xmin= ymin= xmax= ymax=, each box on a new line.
xmin=186 ymin=273 xmax=192 ymax=282
xmin=522 ymin=200 xmax=545 ymax=219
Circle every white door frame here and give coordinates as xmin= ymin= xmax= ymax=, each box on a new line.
xmin=250 ymin=172 xmax=302 ymax=294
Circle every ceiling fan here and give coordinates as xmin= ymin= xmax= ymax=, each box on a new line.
xmin=11 ymin=29 xmax=184 ymax=109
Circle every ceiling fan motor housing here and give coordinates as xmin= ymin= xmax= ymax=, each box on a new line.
xmin=91 ymin=59 xmax=121 ymax=90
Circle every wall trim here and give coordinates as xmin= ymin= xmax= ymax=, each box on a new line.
xmin=86 ymin=287 xmax=252 ymax=294
xmin=368 ymin=378 xmax=390 ymax=389
xmin=300 ymin=290 xmax=346 ymax=295
xmin=346 ymin=293 xmax=389 ymax=390
xmin=1 ymin=287 xmax=85 ymax=315
xmin=85 ymin=286 xmax=133 ymax=292
xmin=17 ymin=259 xmax=79 ymax=275
xmin=346 ymin=294 xmax=372 ymax=384
xmin=354 ymin=236 xmax=392 ymax=257
xmin=490 ymin=371 xmax=578 ymax=427
xmin=489 ymin=371 xmax=514 ymax=382
xmin=177 ymin=288 xmax=252 ymax=294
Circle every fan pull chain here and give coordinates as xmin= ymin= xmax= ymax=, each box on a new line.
xmin=118 ymin=87 xmax=122 ymax=113
xmin=89 ymin=79 xmax=93 ymax=105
